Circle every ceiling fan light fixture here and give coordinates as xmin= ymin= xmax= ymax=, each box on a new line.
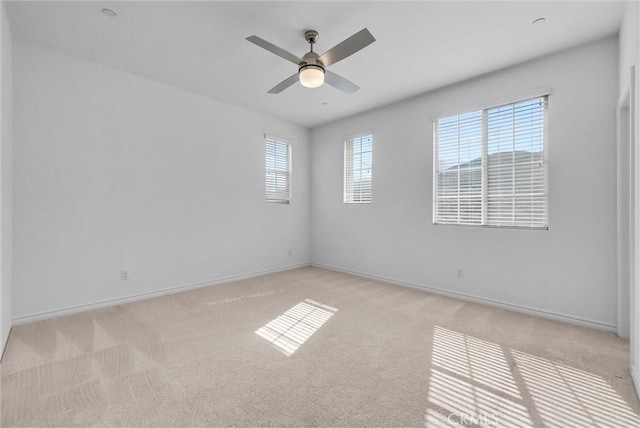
xmin=299 ymin=64 xmax=325 ymax=88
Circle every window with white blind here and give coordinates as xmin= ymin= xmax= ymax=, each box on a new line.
xmin=434 ymin=96 xmax=548 ymax=229
xmin=265 ymin=136 xmax=291 ymax=203
xmin=344 ymin=134 xmax=373 ymax=204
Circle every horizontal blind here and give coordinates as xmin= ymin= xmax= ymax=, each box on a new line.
xmin=486 ymin=97 xmax=547 ymax=228
xmin=433 ymin=96 xmax=548 ymax=229
xmin=344 ymin=134 xmax=373 ymax=203
xmin=434 ymin=110 xmax=483 ymax=225
xmin=265 ymin=138 xmax=291 ymax=203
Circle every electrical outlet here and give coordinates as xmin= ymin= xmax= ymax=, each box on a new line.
xmin=121 ymin=270 xmax=129 ymax=281
xmin=288 ymin=249 xmax=292 ymax=256
xmin=457 ymin=269 xmax=463 ymax=278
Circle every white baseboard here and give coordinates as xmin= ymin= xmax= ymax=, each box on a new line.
xmin=13 ymin=262 xmax=311 ymax=325
xmin=14 ymin=261 xmax=617 ymax=333
xmin=0 ymin=325 xmax=12 ymax=363
xmin=312 ymin=262 xmax=617 ymax=333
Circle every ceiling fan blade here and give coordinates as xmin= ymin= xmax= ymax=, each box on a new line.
xmin=268 ymin=73 xmax=299 ymax=94
xmin=318 ymin=28 xmax=376 ymax=67
xmin=246 ymin=35 xmax=302 ymax=65
xmin=324 ymin=70 xmax=359 ymax=94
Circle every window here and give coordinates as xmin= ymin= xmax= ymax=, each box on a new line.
xmin=434 ymin=96 xmax=548 ymax=229
xmin=265 ymin=136 xmax=291 ymax=203
xmin=344 ymin=134 xmax=373 ymax=203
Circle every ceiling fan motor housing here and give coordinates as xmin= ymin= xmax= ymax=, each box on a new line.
xmin=299 ymin=51 xmax=325 ymax=73
xmin=300 ymin=30 xmax=324 ymax=74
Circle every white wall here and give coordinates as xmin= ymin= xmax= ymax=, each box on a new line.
xmin=618 ymin=0 xmax=640 ymax=397
xmin=0 ymin=1 xmax=13 ymax=355
xmin=619 ymin=2 xmax=639 ymax=89
xmin=13 ymin=40 xmax=310 ymax=321
xmin=311 ymin=37 xmax=619 ymax=331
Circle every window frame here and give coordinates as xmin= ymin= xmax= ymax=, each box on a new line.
xmin=343 ymin=132 xmax=374 ymax=204
xmin=433 ymin=93 xmax=549 ymax=230
xmin=265 ymin=135 xmax=292 ymax=204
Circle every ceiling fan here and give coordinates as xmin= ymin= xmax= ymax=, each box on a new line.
xmin=246 ymin=28 xmax=376 ymax=94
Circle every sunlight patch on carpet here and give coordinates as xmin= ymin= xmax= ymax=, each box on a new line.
xmin=513 ymin=350 xmax=639 ymax=428
xmin=255 ymin=299 xmax=337 ymax=356
xmin=425 ymin=326 xmax=639 ymax=427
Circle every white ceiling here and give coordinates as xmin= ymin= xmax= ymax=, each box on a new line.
xmin=6 ymin=1 xmax=628 ymax=128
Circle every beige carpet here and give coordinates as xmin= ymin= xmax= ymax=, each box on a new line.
xmin=1 ymin=267 xmax=638 ymax=427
